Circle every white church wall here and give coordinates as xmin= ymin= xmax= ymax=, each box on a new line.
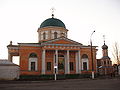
xmin=118 ymin=65 xmax=120 ymax=75
xmin=0 ymin=65 xmax=19 ymax=80
xmin=0 ymin=60 xmax=20 ymax=80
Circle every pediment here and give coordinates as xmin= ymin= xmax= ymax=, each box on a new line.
xmin=42 ymin=37 xmax=82 ymax=45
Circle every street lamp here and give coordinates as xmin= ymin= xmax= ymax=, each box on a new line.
xmin=90 ymin=30 xmax=95 ymax=79
xmin=54 ymin=54 xmax=58 ymax=81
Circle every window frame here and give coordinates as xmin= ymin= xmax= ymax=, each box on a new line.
xmin=70 ymin=62 xmax=74 ymax=71
xmin=43 ymin=32 xmax=46 ymax=40
xmin=28 ymin=53 xmax=38 ymax=71
xmin=83 ymin=62 xmax=87 ymax=70
xmin=81 ymin=54 xmax=89 ymax=71
xmin=54 ymin=32 xmax=58 ymax=39
xmin=47 ymin=62 xmax=51 ymax=71
xmin=31 ymin=62 xmax=36 ymax=71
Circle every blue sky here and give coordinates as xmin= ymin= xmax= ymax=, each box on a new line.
xmin=0 ymin=0 xmax=120 ymax=64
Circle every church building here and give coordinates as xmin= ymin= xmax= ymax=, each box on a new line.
xmin=97 ymin=39 xmax=113 ymax=75
xmin=7 ymin=14 xmax=97 ymax=75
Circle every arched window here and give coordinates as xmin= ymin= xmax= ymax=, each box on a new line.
xmin=61 ymin=32 xmax=65 ymax=37
xmin=43 ymin=32 xmax=46 ymax=40
xmin=81 ymin=54 xmax=89 ymax=70
xmin=54 ymin=32 xmax=58 ymax=39
xmin=104 ymin=61 xmax=106 ymax=65
xmin=29 ymin=53 xmax=38 ymax=71
xmin=29 ymin=53 xmax=37 ymax=58
xmin=82 ymin=54 xmax=88 ymax=59
xmin=107 ymin=61 xmax=109 ymax=65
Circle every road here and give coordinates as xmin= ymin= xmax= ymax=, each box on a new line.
xmin=0 ymin=79 xmax=120 ymax=90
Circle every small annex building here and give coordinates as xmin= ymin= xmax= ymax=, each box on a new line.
xmin=118 ymin=65 xmax=120 ymax=75
xmin=0 ymin=60 xmax=19 ymax=80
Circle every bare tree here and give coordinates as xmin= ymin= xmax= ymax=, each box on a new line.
xmin=112 ymin=42 xmax=120 ymax=65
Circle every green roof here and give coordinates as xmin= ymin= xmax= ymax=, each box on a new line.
xmin=40 ymin=17 xmax=66 ymax=28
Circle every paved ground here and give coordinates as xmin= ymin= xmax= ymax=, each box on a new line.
xmin=0 ymin=79 xmax=120 ymax=90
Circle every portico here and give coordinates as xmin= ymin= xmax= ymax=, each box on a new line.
xmin=41 ymin=44 xmax=81 ymax=75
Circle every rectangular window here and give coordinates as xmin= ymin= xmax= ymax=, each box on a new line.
xmin=47 ymin=62 xmax=51 ymax=71
xmin=31 ymin=62 xmax=35 ymax=71
xmin=104 ymin=61 xmax=106 ymax=65
xmin=83 ymin=62 xmax=87 ymax=70
xmin=70 ymin=62 xmax=74 ymax=71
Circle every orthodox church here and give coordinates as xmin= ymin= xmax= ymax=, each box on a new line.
xmin=7 ymin=14 xmax=97 ymax=75
xmin=97 ymin=39 xmax=113 ymax=75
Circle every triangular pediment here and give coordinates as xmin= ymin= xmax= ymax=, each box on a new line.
xmin=42 ymin=37 xmax=82 ymax=45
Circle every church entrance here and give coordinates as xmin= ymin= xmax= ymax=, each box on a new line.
xmin=58 ymin=54 xmax=65 ymax=74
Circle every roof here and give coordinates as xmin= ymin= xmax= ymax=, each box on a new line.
xmin=16 ymin=37 xmax=98 ymax=49
xmin=0 ymin=60 xmax=19 ymax=66
xmin=101 ymin=56 xmax=110 ymax=60
xmin=98 ymin=66 xmax=113 ymax=68
xmin=102 ymin=43 xmax=108 ymax=50
xmin=40 ymin=17 xmax=66 ymax=28
xmin=41 ymin=36 xmax=83 ymax=45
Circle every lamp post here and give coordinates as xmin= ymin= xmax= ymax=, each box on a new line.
xmin=54 ymin=54 xmax=58 ymax=81
xmin=54 ymin=66 xmax=57 ymax=80
xmin=90 ymin=30 xmax=95 ymax=79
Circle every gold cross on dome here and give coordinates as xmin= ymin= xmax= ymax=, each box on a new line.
xmin=50 ymin=7 xmax=56 ymax=17
xmin=51 ymin=7 xmax=55 ymax=14
xmin=103 ymin=35 xmax=105 ymax=44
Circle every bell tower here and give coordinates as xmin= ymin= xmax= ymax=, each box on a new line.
xmin=101 ymin=35 xmax=112 ymax=68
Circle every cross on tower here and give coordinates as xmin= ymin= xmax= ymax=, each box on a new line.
xmin=103 ymin=35 xmax=105 ymax=44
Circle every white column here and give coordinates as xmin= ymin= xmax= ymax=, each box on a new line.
xmin=118 ymin=66 xmax=120 ymax=75
xmin=78 ymin=50 xmax=81 ymax=73
xmin=42 ymin=50 xmax=46 ymax=74
xmin=55 ymin=50 xmax=58 ymax=74
xmin=8 ymin=53 xmax=12 ymax=62
xmin=65 ymin=50 xmax=70 ymax=74
xmin=76 ymin=50 xmax=81 ymax=74
xmin=38 ymin=32 xmax=41 ymax=42
xmin=76 ymin=51 xmax=78 ymax=73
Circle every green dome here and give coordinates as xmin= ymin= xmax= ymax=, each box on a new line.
xmin=40 ymin=17 xmax=66 ymax=28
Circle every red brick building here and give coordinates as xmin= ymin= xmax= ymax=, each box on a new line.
xmin=97 ymin=41 xmax=113 ymax=75
xmin=7 ymin=14 xmax=97 ymax=75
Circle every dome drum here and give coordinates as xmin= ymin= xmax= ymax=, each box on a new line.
xmin=38 ymin=17 xmax=68 ymax=42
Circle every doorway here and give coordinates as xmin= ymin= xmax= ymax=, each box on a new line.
xmin=58 ymin=54 xmax=65 ymax=74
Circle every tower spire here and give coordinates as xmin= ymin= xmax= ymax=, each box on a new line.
xmin=103 ymin=35 xmax=105 ymax=45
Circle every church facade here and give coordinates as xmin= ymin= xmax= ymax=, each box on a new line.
xmin=7 ymin=14 xmax=97 ymax=75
